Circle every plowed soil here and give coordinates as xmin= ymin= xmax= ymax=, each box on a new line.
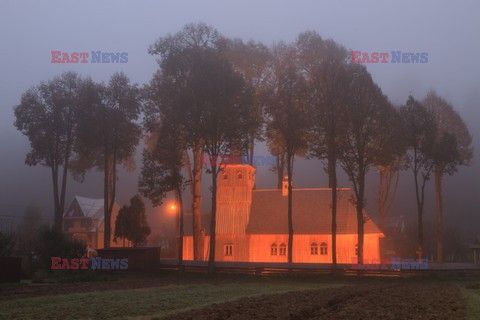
xmin=163 ymin=283 xmax=465 ymax=320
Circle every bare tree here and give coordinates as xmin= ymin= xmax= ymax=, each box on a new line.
xmin=423 ymin=91 xmax=473 ymax=262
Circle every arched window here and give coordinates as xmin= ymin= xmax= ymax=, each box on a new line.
xmin=223 ymin=173 xmax=228 ymax=180
xmin=310 ymin=243 xmax=318 ymax=255
xmin=279 ymin=243 xmax=287 ymax=256
xmin=237 ymin=171 xmax=242 ymax=179
xmin=271 ymin=243 xmax=277 ymax=256
xmin=320 ymin=242 xmax=328 ymax=255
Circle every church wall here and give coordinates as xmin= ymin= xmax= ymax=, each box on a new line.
xmin=182 ymin=233 xmax=383 ymax=263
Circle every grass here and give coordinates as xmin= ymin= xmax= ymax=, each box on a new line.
xmin=0 ymin=274 xmax=345 ymax=320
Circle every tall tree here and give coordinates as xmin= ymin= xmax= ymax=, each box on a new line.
xmin=192 ymin=50 xmax=255 ymax=273
xmin=14 ymin=72 xmax=83 ymax=229
xmin=339 ymin=64 xmax=402 ymax=264
xmin=423 ymin=91 xmax=473 ymax=262
xmin=400 ymin=96 xmax=437 ymax=259
xmin=148 ymin=22 xmax=224 ymax=261
xmin=263 ymin=43 xmax=310 ymax=265
xmin=75 ymin=73 xmax=141 ymax=248
xmin=223 ymin=39 xmax=270 ymax=166
xmin=139 ymin=122 xmax=188 ymax=269
xmin=296 ymin=32 xmax=349 ymax=272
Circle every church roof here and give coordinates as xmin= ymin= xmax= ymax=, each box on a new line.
xmin=246 ymin=188 xmax=383 ymax=235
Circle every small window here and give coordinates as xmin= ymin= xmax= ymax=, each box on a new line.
xmin=271 ymin=243 xmax=278 ymax=256
xmin=311 ymin=243 xmax=318 ymax=255
xmin=279 ymin=243 xmax=287 ymax=256
xmin=224 ymin=244 xmax=233 ymax=256
xmin=237 ymin=171 xmax=242 ymax=179
xmin=320 ymin=242 xmax=328 ymax=255
xmin=355 ymin=244 xmax=358 ymax=256
xmin=223 ymin=174 xmax=228 ymax=180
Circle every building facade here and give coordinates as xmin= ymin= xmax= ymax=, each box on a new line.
xmin=183 ymin=164 xmax=384 ymax=263
xmin=63 ymin=196 xmax=124 ymax=250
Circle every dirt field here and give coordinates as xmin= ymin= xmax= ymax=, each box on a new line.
xmin=0 ymin=273 xmax=475 ymax=319
xmin=163 ymin=283 xmax=466 ymax=320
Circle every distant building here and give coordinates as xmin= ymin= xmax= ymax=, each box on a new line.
xmin=63 ymin=196 xmax=124 ymax=249
xmin=183 ymin=164 xmax=384 ymax=263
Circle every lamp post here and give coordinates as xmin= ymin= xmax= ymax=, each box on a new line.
xmin=169 ymin=196 xmax=184 ymax=272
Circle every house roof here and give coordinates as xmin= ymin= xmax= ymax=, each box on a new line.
xmin=63 ymin=196 xmax=119 ymax=230
xmin=246 ymin=188 xmax=383 ymax=235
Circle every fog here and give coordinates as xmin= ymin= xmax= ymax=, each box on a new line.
xmin=0 ymin=0 xmax=479 ymax=245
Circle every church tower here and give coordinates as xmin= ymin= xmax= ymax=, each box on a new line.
xmin=215 ymin=164 xmax=256 ymax=261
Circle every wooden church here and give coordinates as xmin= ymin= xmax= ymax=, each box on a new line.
xmin=183 ymin=164 xmax=384 ymax=263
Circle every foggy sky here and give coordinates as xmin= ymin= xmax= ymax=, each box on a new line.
xmin=0 ymin=0 xmax=479 ymax=242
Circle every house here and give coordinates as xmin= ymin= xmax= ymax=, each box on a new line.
xmin=63 ymin=196 xmax=124 ymax=249
xmin=183 ymin=164 xmax=384 ymax=263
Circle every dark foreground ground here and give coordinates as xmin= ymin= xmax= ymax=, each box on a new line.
xmin=164 ymin=283 xmax=464 ymax=320
xmin=1 ymin=272 xmax=479 ymax=319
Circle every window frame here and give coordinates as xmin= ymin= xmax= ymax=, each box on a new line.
xmin=320 ymin=242 xmax=328 ymax=255
xmin=271 ymin=243 xmax=278 ymax=256
xmin=224 ymin=244 xmax=233 ymax=256
xmin=310 ymin=243 xmax=318 ymax=255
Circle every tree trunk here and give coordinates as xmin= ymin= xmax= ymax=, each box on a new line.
xmin=276 ymin=153 xmax=285 ymax=189
xmin=177 ymin=188 xmax=185 ymax=272
xmin=413 ymin=167 xmax=424 ymax=258
xmin=103 ymin=153 xmax=111 ymax=248
xmin=58 ymin=143 xmax=71 ymax=231
xmin=192 ymin=147 xmax=203 ymax=261
xmin=287 ymin=153 xmax=293 ymax=265
xmin=434 ymin=166 xmax=444 ymax=263
xmin=356 ymin=172 xmax=365 ymax=265
xmin=208 ymin=164 xmax=218 ymax=274
xmin=51 ymin=164 xmax=61 ymax=229
xmin=327 ymin=153 xmax=337 ymax=273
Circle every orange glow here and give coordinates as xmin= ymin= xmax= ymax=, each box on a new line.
xmin=169 ymin=204 xmax=176 ymax=211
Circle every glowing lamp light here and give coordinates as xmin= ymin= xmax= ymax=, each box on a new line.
xmin=169 ymin=204 xmax=177 ymax=211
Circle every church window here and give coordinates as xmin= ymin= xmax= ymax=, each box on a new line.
xmin=320 ymin=242 xmax=328 ymax=255
xmin=271 ymin=243 xmax=278 ymax=255
xmin=279 ymin=243 xmax=287 ymax=256
xmin=311 ymin=243 xmax=318 ymax=255
xmin=224 ymin=244 xmax=233 ymax=256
